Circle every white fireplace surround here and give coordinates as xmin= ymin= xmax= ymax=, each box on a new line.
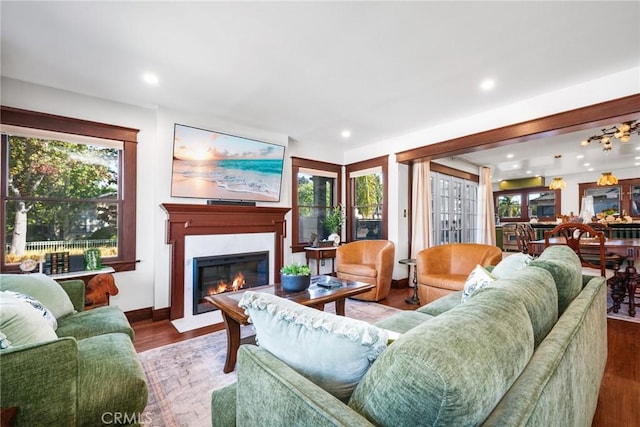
xmin=171 ymin=232 xmax=275 ymax=332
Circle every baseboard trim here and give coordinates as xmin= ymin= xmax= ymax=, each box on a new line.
xmin=125 ymin=306 xmax=170 ymax=323
xmin=152 ymin=307 xmax=170 ymax=321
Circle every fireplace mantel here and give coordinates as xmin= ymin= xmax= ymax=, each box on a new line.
xmin=161 ymin=203 xmax=290 ymax=320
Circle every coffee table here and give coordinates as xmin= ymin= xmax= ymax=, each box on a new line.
xmin=205 ymin=276 xmax=374 ymax=373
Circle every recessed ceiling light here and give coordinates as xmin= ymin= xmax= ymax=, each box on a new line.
xmin=341 ymin=130 xmax=351 ymax=139
xmin=526 ymin=170 xmax=532 ymax=174
xmin=588 ymin=168 xmax=594 ymax=172
xmin=576 ymin=154 xmax=584 ymax=159
xmin=583 ymin=163 xmax=590 ymax=167
xmin=506 ymin=153 xmax=514 ymax=159
xmin=480 ymin=79 xmax=496 ymax=91
xmin=142 ymin=73 xmax=159 ymax=85
xmin=512 ymin=164 xmax=518 ymax=168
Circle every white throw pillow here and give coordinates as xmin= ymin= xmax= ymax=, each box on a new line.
xmin=238 ymin=291 xmax=390 ymax=401
xmin=0 ymin=291 xmax=57 ymax=347
xmin=492 ymin=253 xmax=534 ymax=279
xmin=461 ymin=265 xmax=497 ymax=303
xmin=1 ymin=290 xmax=57 ymax=330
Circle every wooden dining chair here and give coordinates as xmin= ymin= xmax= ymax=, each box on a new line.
xmin=515 ymin=223 xmax=536 ymax=255
xmin=544 ymin=222 xmax=606 ymax=277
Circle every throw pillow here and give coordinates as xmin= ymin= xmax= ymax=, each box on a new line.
xmin=491 ymin=253 xmax=534 ymax=278
xmin=0 ymin=332 xmax=10 ymax=349
xmin=238 ymin=291 xmax=390 ymax=402
xmin=0 ymin=291 xmax=58 ymax=347
xmin=1 ymin=290 xmax=58 ymax=330
xmin=461 ymin=264 xmax=496 ymax=303
xmin=0 ymin=273 xmax=75 ymax=319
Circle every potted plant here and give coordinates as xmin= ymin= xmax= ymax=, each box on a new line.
xmin=323 ymin=204 xmax=345 ymax=246
xmin=280 ymin=262 xmax=312 ymax=292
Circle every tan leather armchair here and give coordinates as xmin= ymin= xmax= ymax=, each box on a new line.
xmin=417 ymin=243 xmax=503 ymax=304
xmin=336 ymin=240 xmax=396 ymax=301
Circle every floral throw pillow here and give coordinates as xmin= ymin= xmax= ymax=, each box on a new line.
xmin=461 ymin=265 xmax=497 ymax=303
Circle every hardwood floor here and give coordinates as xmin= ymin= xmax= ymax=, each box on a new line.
xmin=131 ymin=286 xmax=639 ymax=425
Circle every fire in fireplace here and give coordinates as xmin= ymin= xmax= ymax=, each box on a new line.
xmin=193 ymin=251 xmax=269 ymax=314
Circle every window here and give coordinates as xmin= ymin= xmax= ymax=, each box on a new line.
xmin=579 ymin=178 xmax=640 ymax=219
xmin=346 ymin=156 xmax=388 ymax=241
xmin=1 ymin=107 xmax=138 ymax=273
xmin=291 ymin=157 xmax=341 ymax=252
xmin=494 ymin=187 xmax=560 ymax=222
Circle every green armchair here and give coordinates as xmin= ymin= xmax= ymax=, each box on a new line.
xmin=0 ymin=275 xmax=148 ymax=426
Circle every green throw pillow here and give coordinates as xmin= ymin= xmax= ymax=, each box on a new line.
xmin=0 ymin=273 xmax=75 ymax=319
xmin=0 ymin=291 xmax=58 ymax=348
xmin=491 ymin=253 xmax=534 ymax=278
xmin=238 ymin=291 xmax=390 ymax=402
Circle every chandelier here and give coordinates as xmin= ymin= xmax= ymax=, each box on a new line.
xmin=580 ymin=120 xmax=640 ymax=151
xmin=597 ymin=172 xmax=618 ymax=186
xmin=549 ymin=177 xmax=567 ymax=190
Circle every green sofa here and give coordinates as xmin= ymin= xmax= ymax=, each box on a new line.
xmin=0 ymin=274 xmax=148 ymax=426
xmin=211 ymin=245 xmax=607 ymax=426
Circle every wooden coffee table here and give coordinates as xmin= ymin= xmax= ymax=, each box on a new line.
xmin=205 ymin=276 xmax=374 ymax=373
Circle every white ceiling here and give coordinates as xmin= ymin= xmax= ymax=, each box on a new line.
xmin=1 ymin=1 xmax=639 ymax=180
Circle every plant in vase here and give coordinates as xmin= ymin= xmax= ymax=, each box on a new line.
xmin=323 ymin=204 xmax=345 ymax=246
xmin=280 ymin=263 xmax=312 ymax=292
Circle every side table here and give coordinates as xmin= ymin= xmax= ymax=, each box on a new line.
xmin=399 ymin=258 xmax=419 ymax=305
xmin=304 ymin=246 xmax=337 ymax=275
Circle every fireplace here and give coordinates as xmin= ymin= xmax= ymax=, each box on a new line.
xmin=193 ymin=251 xmax=269 ymax=314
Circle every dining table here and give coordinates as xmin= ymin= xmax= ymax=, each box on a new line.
xmin=529 ymin=237 xmax=640 ymax=317
xmin=529 ymin=237 xmax=640 ymax=259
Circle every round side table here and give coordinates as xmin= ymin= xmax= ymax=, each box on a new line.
xmin=399 ymin=258 xmax=420 ymax=305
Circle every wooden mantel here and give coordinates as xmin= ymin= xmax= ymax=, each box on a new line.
xmin=160 ymin=203 xmax=290 ymax=320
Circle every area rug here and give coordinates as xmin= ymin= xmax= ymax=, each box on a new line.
xmin=138 ymin=299 xmax=400 ymax=427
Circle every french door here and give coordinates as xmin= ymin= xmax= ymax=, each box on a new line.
xmin=430 ymin=172 xmax=478 ymax=245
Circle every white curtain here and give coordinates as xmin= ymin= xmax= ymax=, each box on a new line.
xmin=477 ymin=166 xmax=496 ymax=245
xmin=410 ymin=160 xmax=432 ymax=280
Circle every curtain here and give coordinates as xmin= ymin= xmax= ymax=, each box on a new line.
xmin=477 ymin=166 xmax=496 ymax=245
xmin=410 ymin=160 xmax=432 ymax=280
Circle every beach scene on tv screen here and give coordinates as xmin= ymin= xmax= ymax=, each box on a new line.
xmin=171 ymin=124 xmax=285 ymax=202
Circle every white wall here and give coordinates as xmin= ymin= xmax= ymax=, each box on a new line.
xmin=2 ymin=66 xmax=638 ymax=311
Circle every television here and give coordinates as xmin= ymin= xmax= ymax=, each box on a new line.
xmin=171 ymin=123 xmax=285 ymax=203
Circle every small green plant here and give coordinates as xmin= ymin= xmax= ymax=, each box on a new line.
xmin=323 ymin=204 xmax=344 ymax=234
xmin=280 ymin=263 xmax=312 ymax=276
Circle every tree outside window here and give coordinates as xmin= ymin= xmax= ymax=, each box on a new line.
xmin=291 ymin=157 xmax=341 ymax=252
xmin=297 ymin=172 xmax=336 ymax=242
xmin=346 ymin=156 xmax=388 ymax=242
xmin=352 ymin=173 xmax=383 ymax=240
xmin=497 ymin=194 xmax=522 ymax=219
xmin=4 ymin=135 xmax=120 ymax=264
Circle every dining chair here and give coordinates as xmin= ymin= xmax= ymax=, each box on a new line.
xmin=515 ymin=223 xmax=536 ymax=255
xmin=544 ymin=222 xmax=606 ymax=277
